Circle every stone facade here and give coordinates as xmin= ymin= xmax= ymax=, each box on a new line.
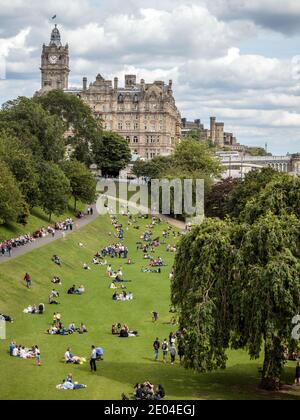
xmin=80 ymin=74 xmax=181 ymax=159
xmin=181 ymin=116 xmax=237 ymax=147
xmin=38 ymin=26 xmax=181 ymax=160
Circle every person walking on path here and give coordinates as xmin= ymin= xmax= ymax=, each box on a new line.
xmin=153 ymin=338 xmax=160 ymax=362
xmin=24 ymin=273 xmax=32 ymax=289
xmin=90 ymin=346 xmax=97 ymax=373
xmin=162 ymin=339 xmax=169 ymax=364
xmin=170 ymin=344 xmax=177 ymax=365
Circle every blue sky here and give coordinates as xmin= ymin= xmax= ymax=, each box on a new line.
xmin=0 ymin=0 xmax=300 ymax=154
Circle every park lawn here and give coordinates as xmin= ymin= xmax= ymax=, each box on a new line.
xmin=0 ymin=214 xmax=299 ymax=400
xmin=0 ymin=201 xmax=85 ymax=242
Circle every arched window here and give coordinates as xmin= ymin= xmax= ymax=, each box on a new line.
xmin=118 ymin=94 xmax=124 ymax=103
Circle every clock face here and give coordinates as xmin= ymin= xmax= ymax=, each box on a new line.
xmin=49 ymin=55 xmax=58 ymax=64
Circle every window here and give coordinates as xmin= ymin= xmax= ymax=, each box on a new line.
xmin=126 ymin=136 xmax=131 ymax=143
xmin=126 ymin=122 xmax=131 ymax=130
xmin=134 ymin=123 xmax=139 ymax=130
xmin=118 ymin=123 xmax=123 ymax=130
xmin=133 ymin=136 xmax=139 ymax=144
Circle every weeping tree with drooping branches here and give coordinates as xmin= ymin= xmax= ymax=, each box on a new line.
xmin=172 ymin=213 xmax=300 ymax=390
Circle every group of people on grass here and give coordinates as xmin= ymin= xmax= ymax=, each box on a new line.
xmin=23 ymin=303 xmax=45 ymax=314
xmin=112 ymin=323 xmax=138 ymax=337
xmin=47 ymin=315 xmax=88 ymax=336
xmin=97 ymin=243 xmax=129 ymax=259
xmin=9 ymin=342 xmax=41 ymax=365
xmin=67 ymin=285 xmax=85 ymax=295
xmin=153 ymin=331 xmax=187 ymax=365
xmin=112 ymin=291 xmax=133 ymax=302
xmin=133 ymin=382 xmax=165 ymax=401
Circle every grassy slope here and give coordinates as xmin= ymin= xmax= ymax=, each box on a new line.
xmin=0 ymin=203 xmax=85 ymax=242
xmin=0 ymin=214 xmax=299 ymax=400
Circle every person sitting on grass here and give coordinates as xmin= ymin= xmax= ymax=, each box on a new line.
xmin=52 ymin=276 xmax=62 ymax=285
xmin=64 ymin=347 xmax=86 ymax=365
xmin=83 ymin=263 xmax=91 ymax=270
xmin=75 ymin=285 xmax=85 ymax=295
xmin=52 ymin=255 xmax=62 ymax=266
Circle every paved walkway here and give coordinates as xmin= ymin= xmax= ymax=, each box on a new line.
xmin=0 ymin=206 xmax=98 ymax=264
xmin=0 ymin=198 xmax=186 ymax=264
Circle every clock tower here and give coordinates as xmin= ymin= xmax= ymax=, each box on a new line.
xmin=40 ymin=25 xmax=70 ymax=92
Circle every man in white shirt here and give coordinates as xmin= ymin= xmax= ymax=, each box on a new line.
xmin=90 ymin=346 xmax=97 ymax=372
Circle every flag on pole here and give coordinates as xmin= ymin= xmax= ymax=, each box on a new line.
xmin=52 ymin=15 xmax=57 ymax=20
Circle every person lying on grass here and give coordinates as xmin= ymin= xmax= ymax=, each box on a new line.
xmin=149 ymin=257 xmax=166 ymax=267
xmin=56 ymin=377 xmax=87 ymax=390
xmin=83 ymin=263 xmax=91 ymax=270
xmin=23 ymin=304 xmax=45 ymax=314
xmin=141 ymin=267 xmax=161 ymax=274
xmin=110 ymin=282 xmax=126 ymax=290
xmin=0 ymin=314 xmax=13 ymax=323
xmin=67 ymin=285 xmax=85 ymax=295
xmin=64 ymin=347 xmax=86 ymax=365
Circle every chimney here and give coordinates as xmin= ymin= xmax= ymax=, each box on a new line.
xmin=114 ymin=77 xmax=118 ymax=91
xmin=169 ymin=79 xmax=173 ymax=90
xmin=83 ymin=77 xmax=87 ymax=91
xmin=140 ymin=79 xmax=145 ymax=91
xmin=125 ymin=75 xmax=136 ymax=88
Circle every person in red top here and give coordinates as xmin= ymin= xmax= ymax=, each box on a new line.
xmin=24 ymin=273 xmax=32 ymax=289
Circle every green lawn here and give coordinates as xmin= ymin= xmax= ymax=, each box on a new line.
xmin=0 ymin=214 xmax=299 ymax=400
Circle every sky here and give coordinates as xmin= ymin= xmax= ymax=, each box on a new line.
xmin=1 ymin=0 xmax=300 ymax=155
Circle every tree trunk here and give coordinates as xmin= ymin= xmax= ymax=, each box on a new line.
xmin=260 ymin=335 xmax=284 ymax=391
xmin=74 ymin=198 xmax=77 ymax=212
xmin=49 ymin=213 xmax=52 ymax=222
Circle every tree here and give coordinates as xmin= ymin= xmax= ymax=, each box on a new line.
xmin=172 ymin=213 xmax=300 ymax=391
xmin=0 ymin=97 xmax=65 ymax=163
xmin=205 ymin=178 xmax=239 ymax=219
xmin=132 ymin=156 xmax=173 ymax=180
xmin=226 ymin=168 xmax=278 ymax=219
xmin=39 ymin=162 xmax=71 ymax=221
xmin=0 ymin=131 xmax=40 ymax=207
xmin=0 ymin=161 xmax=28 ymax=225
xmin=173 ymin=139 xmax=222 ymax=178
xmin=93 ymin=132 xmax=131 ymax=177
xmin=37 ymin=90 xmax=103 ymax=165
xmin=240 ymin=175 xmax=300 ymax=223
xmin=62 ymin=160 xmax=96 ymax=210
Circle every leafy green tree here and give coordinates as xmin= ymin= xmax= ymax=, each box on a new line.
xmin=62 ymin=160 xmax=96 ymax=210
xmin=173 ymin=139 xmax=222 ymax=178
xmin=240 ymin=175 xmax=300 ymax=223
xmin=0 ymin=131 xmax=40 ymax=207
xmin=226 ymin=168 xmax=278 ymax=219
xmin=205 ymin=177 xmax=240 ymax=219
xmin=93 ymin=132 xmax=131 ymax=177
xmin=39 ymin=162 xmax=71 ymax=221
xmin=37 ymin=90 xmax=102 ymax=165
xmin=132 ymin=156 xmax=173 ymax=180
xmin=0 ymin=97 xmax=65 ymax=163
xmin=172 ymin=213 xmax=300 ymax=391
xmin=0 ymin=161 xmax=28 ymax=225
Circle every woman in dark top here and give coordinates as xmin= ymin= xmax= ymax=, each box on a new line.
xmin=295 ymin=362 xmax=300 ymax=385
